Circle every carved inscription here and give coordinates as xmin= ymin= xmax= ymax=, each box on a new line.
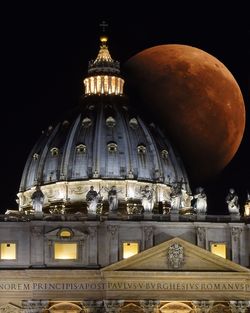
xmin=0 ymin=281 xmax=249 ymax=292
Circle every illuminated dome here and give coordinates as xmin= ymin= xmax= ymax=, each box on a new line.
xmin=17 ymin=32 xmax=191 ymax=214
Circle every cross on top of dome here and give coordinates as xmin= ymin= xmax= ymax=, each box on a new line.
xmin=87 ymin=22 xmax=120 ymax=76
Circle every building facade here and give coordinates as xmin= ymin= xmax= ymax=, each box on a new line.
xmin=0 ymin=31 xmax=249 ymax=312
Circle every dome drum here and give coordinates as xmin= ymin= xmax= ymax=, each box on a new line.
xmin=17 ymin=179 xmax=192 ymax=216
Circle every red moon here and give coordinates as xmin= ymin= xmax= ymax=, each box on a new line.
xmin=124 ymin=44 xmax=245 ymax=184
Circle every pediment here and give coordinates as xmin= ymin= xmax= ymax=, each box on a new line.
xmin=102 ymin=237 xmax=250 ymax=272
xmin=0 ymin=303 xmax=21 ymax=313
xmin=45 ymin=227 xmax=88 ymax=239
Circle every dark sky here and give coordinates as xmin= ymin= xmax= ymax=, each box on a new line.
xmin=0 ymin=3 xmax=249 ymax=214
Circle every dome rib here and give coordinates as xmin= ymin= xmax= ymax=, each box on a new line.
xmin=60 ymin=115 xmax=81 ymax=180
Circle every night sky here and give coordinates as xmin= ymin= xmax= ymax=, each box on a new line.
xmin=1 ymin=3 xmax=249 ymax=214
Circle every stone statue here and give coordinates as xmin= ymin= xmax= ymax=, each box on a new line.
xmin=31 ymin=186 xmax=44 ymax=213
xmin=108 ymin=186 xmax=119 ymax=212
xmin=244 ymin=192 xmax=250 ymax=217
xmin=86 ymin=186 xmax=99 ymax=214
xmin=170 ymin=183 xmax=182 ymax=211
xmin=226 ymin=188 xmax=240 ymax=214
xmin=193 ymin=187 xmax=207 ymax=214
xmin=141 ymin=185 xmax=153 ymax=213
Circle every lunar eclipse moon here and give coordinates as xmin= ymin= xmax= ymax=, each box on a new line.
xmin=124 ymin=44 xmax=245 ymax=184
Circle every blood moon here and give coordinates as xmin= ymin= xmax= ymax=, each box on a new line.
xmin=124 ymin=44 xmax=245 ymax=184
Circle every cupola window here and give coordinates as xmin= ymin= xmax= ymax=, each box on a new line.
xmin=62 ymin=120 xmax=69 ymax=127
xmin=88 ymin=105 xmax=95 ymax=111
xmin=137 ymin=144 xmax=146 ymax=154
xmin=32 ymin=153 xmax=39 ymax=160
xmin=76 ymin=144 xmax=87 ymax=154
xmin=82 ymin=117 xmax=92 ymax=128
xmin=107 ymin=142 xmax=118 ymax=153
xmin=106 ymin=116 xmax=116 ymax=127
xmin=161 ymin=149 xmax=168 ymax=159
xmin=50 ymin=147 xmax=59 ymax=157
xmin=129 ymin=118 xmax=138 ymax=129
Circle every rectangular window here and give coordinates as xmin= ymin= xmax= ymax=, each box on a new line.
xmin=211 ymin=243 xmax=226 ymax=259
xmin=123 ymin=242 xmax=139 ymax=259
xmin=54 ymin=243 xmax=77 ymax=260
xmin=0 ymin=243 xmax=16 ymax=260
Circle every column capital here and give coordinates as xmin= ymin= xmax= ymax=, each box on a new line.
xmin=139 ymin=300 xmax=160 ymax=313
xmin=231 ymin=227 xmax=243 ymax=241
xmin=84 ymin=300 xmax=104 ymax=313
xmin=22 ymin=300 xmax=49 ymax=313
xmin=230 ymin=301 xmax=250 ymax=313
xmin=193 ymin=301 xmax=213 ymax=313
xmin=107 ymin=225 xmax=118 ymax=239
xmin=104 ymin=300 xmax=124 ymax=313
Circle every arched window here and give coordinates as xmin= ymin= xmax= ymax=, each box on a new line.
xmin=106 ymin=116 xmax=116 ymax=127
xmin=62 ymin=120 xmax=69 ymax=127
xmin=76 ymin=144 xmax=87 ymax=154
xmin=161 ymin=149 xmax=168 ymax=159
xmin=32 ymin=153 xmax=39 ymax=160
xmin=50 ymin=147 xmax=59 ymax=157
xmin=57 ymin=228 xmax=74 ymax=239
xmin=82 ymin=117 xmax=92 ymax=128
xmin=107 ymin=142 xmax=118 ymax=153
xmin=129 ymin=118 xmax=138 ymax=129
xmin=137 ymin=144 xmax=146 ymax=154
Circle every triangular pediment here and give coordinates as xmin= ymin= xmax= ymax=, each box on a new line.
xmin=45 ymin=227 xmax=88 ymax=239
xmin=102 ymin=237 xmax=250 ymax=272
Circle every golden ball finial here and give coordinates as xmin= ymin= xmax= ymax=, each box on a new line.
xmin=100 ymin=35 xmax=108 ymax=44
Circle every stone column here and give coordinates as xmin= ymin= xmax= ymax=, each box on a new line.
xmin=143 ymin=226 xmax=154 ymax=249
xmin=230 ymin=301 xmax=250 ymax=313
xmin=196 ymin=227 xmax=206 ymax=249
xmin=30 ymin=225 xmax=44 ymax=267
xmin=139 ymin=300 xmax=159 ymax=313
xmin=193 ymin=301 xmax=213 ymax=313
xmin=104 ymin=300 xmax=124 ymax=313
xmin=107 ymin=225 xmax=119 ymax=263
xmin=231 ymin=227 xmax=243 ymax=264
xmin=88 ymin=226 xmax=98 ymax=266
xmin=84 ymin=300 xmax=104 ymax=313
xmin=22 ymin=300 xmax=49 ymax=313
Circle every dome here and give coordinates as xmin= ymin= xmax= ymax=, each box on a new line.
xmin=17 ymin=34 xmax=191 ymax=215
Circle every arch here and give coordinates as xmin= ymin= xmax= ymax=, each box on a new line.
xmin=121 ymin=303 xmax=144 ymax=313
xmin=210 ymin=304 xmax=231 ymax=313
xmin=160 ymin=302 xmax=194 ymax=313
xmin=48 ymin=302 xmax=83 ymax=313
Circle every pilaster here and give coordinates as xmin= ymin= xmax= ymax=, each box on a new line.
xmin=196 ymin=227 xmax=206 ymax=249
xmin=230 ymin=301 xmax=250 ymax=313
xmin=193 ymin=301 xmax=213 ymax=313
xmin=103 ymin=300 xmax=124 ymax=313
xmin=30 ymin=224 xmax=44 ymax=266
xmin=84 ymin=300 xmax=104 ymax=313
xmin=230 ymin=226 xmax=243 ymax=264
xmin=107 ymin=225 xmax=119 ymax=263
xmin=22 ymin=300 xmax=49 ymax=313
xmin=88 ymin=226 xmax=98 ymax=266
xmin=139 ymin=300 xmax=159 ymax=313
xmin=143 ymin=226 xmax=154 ymax=249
